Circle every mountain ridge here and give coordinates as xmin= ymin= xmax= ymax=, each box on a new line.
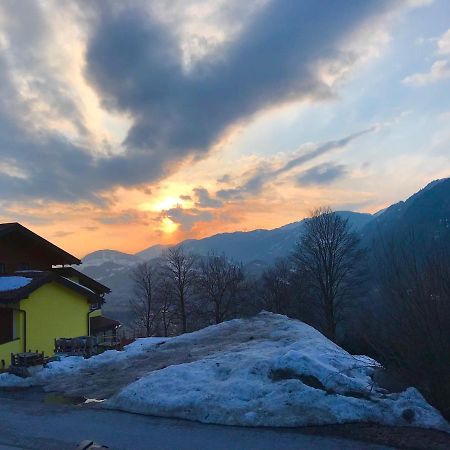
xmin=83 ymin=210 xmax=372 ymax=266
xmin=80 ymin=178 xmax=450 ymax=323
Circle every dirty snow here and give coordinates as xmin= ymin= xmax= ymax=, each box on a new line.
xmin=0 ymin=372 xmax=33 ymax=388
xmin=106 ymin=313 xmax=449 ymax=431
xmin=0 ymin=276 xmax=32 ymax=291
xmin=37 ymin=336 xmax=170 ymax=379
xmin=0 ymin=337 xmax=169 ymax=387
xmin=1 ymin=313 xmax=448 ymax=432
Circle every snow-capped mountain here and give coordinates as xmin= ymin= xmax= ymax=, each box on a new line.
xmin=135 ymin=244 xmax=167 ymax=261
xmin=139 ymin=211 xmax=371 ymax=265
xmin=82 ymin=211 xmax=371 ymax=271
xmin=82 ymin=249 xmax=141 ymax=268
xmin=80 ymin=212 xmax=371 ymax=321
xmin=80 ymin=178 xmax=450 ymax=323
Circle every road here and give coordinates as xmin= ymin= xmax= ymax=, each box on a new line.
xmin=0 ymin=390 xmax=391 ymax=450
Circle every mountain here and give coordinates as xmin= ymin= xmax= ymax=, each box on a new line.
xmin=361 ymin=177 xmax=450 ymax=248
xmin=150 ymin=211 xmax=371 ymax=265
xmin=80 ymin=179 xmax=450 ymax=324
xmin=80 ymin=211 xmax=372 ymax=322
xmin=135 ymin=244 xmax=167 ymax=261
xmin=82 ymin=249 xmax=140 ymax=268
xmin=176 ymin=211 xmax=372 ymax=265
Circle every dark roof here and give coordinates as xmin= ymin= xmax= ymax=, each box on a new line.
xmin=90 ymin=315 xmax=121 ymax=333
xmin=51 ymin=267 xmax=111 ymax=295
xmin=0 ymin=222 xmax=80 ymax=265
xmin=0 ymin=271 xmax=102 ymax=304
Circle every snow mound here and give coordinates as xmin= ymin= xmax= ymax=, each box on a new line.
xmin=107 ymin=312 xmax=449 ymax=431
xmin=0 ymin=372 xmax=33 ymax=388
xmin=0 ymin=337 xmax=169 ymax=387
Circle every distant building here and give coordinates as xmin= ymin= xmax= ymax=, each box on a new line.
xmin=0 ymin=223 xmax=120 ymax=367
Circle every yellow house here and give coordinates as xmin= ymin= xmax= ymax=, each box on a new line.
xmin=0 ymin=223 xmax=118 ymax=368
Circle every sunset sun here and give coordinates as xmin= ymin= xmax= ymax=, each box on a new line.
xmin=161 ymin=217 xmax=178 ymax=234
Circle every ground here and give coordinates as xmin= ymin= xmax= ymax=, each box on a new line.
xmin=1 ymin=313 xmax=449 ymax=449
xmin=2 ymin=388 xmax=450 ymax=450
xmin=0 ymin=389 xmax=392 ymax=450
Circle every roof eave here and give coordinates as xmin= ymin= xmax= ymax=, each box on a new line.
xmin=0 ymin=222 xmax=81 ymax=265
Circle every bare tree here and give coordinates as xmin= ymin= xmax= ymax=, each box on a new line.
xmin=153 ymin=272 xmax=178 ymax=337
xmin=196 ymin=253 xmax=246 ymax=324
xmin=366 ymin=235 xmax=450 ymax=420
xmin=292 ymin=207 xmax=366 ymax=341
xmin=260 ymin=258 xmax=293 ymax=315
xmin=129 ymin=262 xmax=158 ymax=337
xmin=163 ymin=245 xmax=197 ymax=333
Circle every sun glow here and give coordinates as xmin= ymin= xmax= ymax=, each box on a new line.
xmin=140 ymin=196 xmax=183 ymax=212
xmin=161 ymin=217 xmax=178 ymax=234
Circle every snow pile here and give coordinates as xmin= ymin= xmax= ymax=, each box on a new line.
xmin=1 ymin=313 xmax=448 ymax=431
xmin=0 ymin=337 xmax=169 ymax=387
xmin=0 ymin=276 xmax=32 ymax=291
xmin=107 ymin=313 xmax=449 ymax=431
xmin=0 ymin=372 xmax=33 ymax=388
xmin=40 ymin=337 xmax=170 ymax=378
xmin=121 ymin=337 xmax=168 ymax=354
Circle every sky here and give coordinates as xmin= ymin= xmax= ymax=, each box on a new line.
xmin=0 ymin=0 xmax=449 ymax=257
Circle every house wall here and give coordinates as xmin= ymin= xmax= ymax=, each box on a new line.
xmin=0 ymin=282 xmax=107 ymax=366
xmin=68 ymin=274 xmax=104 ymax=321
xmin=21 ymin=282 xmax=90 ymax=357
xmin=0 ymin=338 xmax=22 ymax=368
xmin=90 ymin=308 xmax=102 ymax=318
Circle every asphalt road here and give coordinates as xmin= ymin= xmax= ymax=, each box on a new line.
xmin=0 ymin=390 xmax=392 ymax=450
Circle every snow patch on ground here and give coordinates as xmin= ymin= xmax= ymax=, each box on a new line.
xmin=0 ymin=372 xmax=33 ymax=387
xmin=106 ymin=313 xmax=449 ymax=431
xmin=0 ymin=337 xmax=169 ymax=387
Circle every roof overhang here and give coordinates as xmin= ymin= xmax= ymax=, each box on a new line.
xmin=90 ymin=315 xmax=121 ymax=333
xmin=51 ymin=267 xmax=111 ymax=294
xmin=0 ymin=223 xmax=81 ymax=266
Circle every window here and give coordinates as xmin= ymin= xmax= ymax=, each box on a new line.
xmin=18 ymin=263 xmax=30 ymax=271
xmin=0 ymin=309 xmax=14 ymax=344
xmin=0 ymin=263 xmax=5 ymax=274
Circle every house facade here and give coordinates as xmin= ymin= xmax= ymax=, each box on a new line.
xmin=0 ymin=223 xmax=117 ymax=367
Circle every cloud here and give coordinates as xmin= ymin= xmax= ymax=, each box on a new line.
xmin=402 ymin=60 xmax=450 ymax=86
xmin=52 ymin=230 xmax=74 ymax=238
xmin=83 ymin=225 xmax=99 ymax=232
xmin=193 ymin=187 xmax=223 ymax=208
xmin=403 ymin=28 xmax=450 ymax=87
xmin=97 ymin=209 xmax=149 ymax=225
xmin=83 ymin=1 xmax=392 ymax=186
xmin=162 ymin=206 xmax=213 ymax=231
xmin=217 ymin=127 xmax=373 ymax=199
xmin=437 ymin=28 xmax=450 ymax=55
xmin=217 ymin=174 xmax=231 ymax=184
xmin=0 ymin=0 xmax=409 ymax=204
xmin=296 ymin=162 xmax=348 ymax=186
